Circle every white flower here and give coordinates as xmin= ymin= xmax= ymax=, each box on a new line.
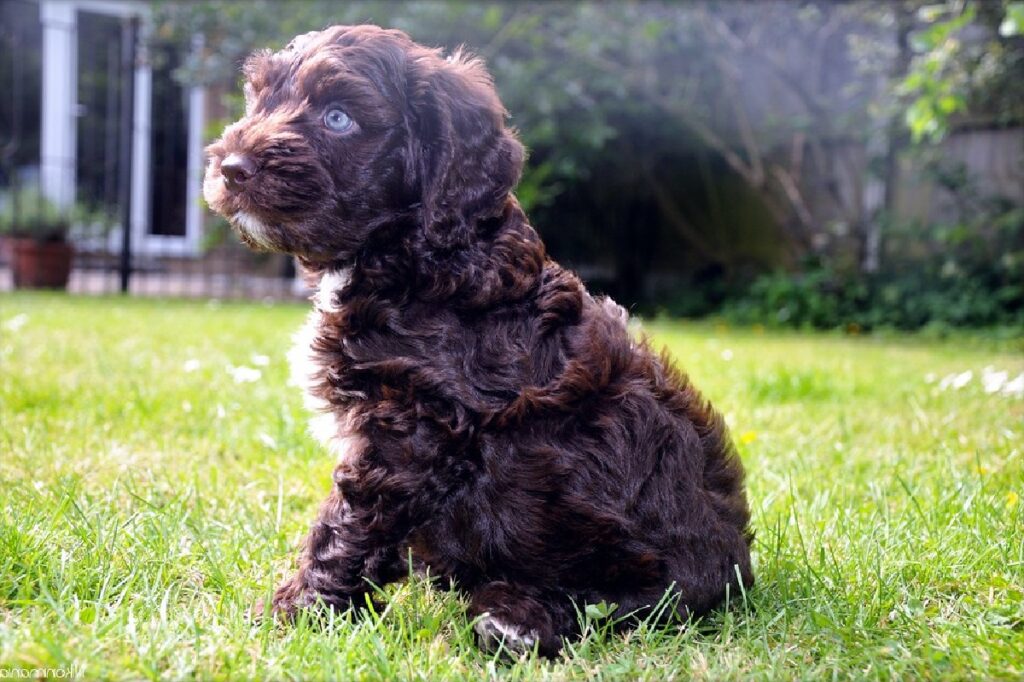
xmin=1003 ymin=373 xmax=1024 ymax=398
xmin=981 ymin=366 xmax=1008 ymax=394
xmin=2 ymin=313 xmax=28 ymax=332
xmin=924 ymin=373 xmax=937 ymax=384
xmin=952 ymin=370 xmax=973 ymax=389
xmin=250 ymin=353 xmax=270 ymax=367
xmin=258 ymin=433 xmax=278 ymax=449
xmin=183 ymin=359 xmax=201 ymax=373
xmin=226 ymin=364 xmax=261 ymax=383
xmin=721 ymin=349 xmax=734 ymax=361
xmin=939 ymin=370 xmax=973 ymax=391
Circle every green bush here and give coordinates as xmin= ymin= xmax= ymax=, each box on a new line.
xmin=723 ymin=266 xmax=1022 ymax=331
xmin=0 ymin=187 xmax=117 ymax=244
xmin=721 ymin=160 xmax=1024 ymax=332
xmin=0 ymin=188 xmax=71 ymax=242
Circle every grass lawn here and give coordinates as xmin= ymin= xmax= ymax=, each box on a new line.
xmin=1 ymin=292 xmax=1022 ymax=680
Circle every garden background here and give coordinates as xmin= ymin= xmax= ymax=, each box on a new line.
xmin=1 ymin=1 xmax=1022 ymax=680
xmin=1 ymin=0 xmax=1022 ymax=326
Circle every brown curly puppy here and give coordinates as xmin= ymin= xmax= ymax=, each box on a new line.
xmin=203 ymin=25 xmax=753 ymax=656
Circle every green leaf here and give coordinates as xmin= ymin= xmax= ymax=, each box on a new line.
xmin=584 ymin=601 xmax=618 ymax=619
xmin=937 ymin=94 xmax=963 ymax=114
xmin=1000 ymin=2 xmax=1024 ymax=37
xmin=481 ymin=6 xmax=503 ymax=32
xmin=643 ymin=19 xmax=667 ymax=41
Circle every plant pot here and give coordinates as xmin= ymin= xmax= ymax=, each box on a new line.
xmin=10 ymin=238 xmax=74 ymax=289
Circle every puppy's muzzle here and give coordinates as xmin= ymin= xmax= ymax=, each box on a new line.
xmin=221 ymin=153 xmax=258 ymax=193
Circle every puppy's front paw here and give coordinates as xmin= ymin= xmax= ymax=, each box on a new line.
xmin=270 ymin=572 xmax=359 ymax=624
xmin=474 ymin=613 xmax=540 ymax=655
xmin=270 ymin=575 xmax=317 ymax=621
xmin=249 ymin=597 xmax=269 ymax=624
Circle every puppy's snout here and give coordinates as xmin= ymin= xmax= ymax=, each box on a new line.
xmin=221 ymin=153 xmax=257 ymax=192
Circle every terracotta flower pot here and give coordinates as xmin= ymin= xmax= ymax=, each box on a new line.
xmin=10 ymin=238 xmax=74 ymax=289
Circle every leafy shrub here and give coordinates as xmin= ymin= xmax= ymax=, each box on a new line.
xmin=0 ymin=188 xmax=116 ymax=244
xmin=0 ymin=188 xmax=71 ymax=243
xmin=723 ymin=264 xmax=1022 ymax=331
xmin=721 ymin=154 xmax=1024 ymax=332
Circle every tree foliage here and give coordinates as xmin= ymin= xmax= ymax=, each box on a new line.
xmin=154 ymin=1 xmax=1022 ymax=325
xmin=900 ymin=0 xmax=1024 ymax=142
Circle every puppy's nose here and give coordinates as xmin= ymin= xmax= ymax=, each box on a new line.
xmin=221 ymin=153 xmax=257 ymax=191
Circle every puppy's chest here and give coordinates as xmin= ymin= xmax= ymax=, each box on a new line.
xmin=288 ymin=269 xmax=367 ymax=464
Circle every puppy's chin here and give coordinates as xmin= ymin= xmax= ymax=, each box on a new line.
xmin=230 ymin=211 xmax=279 ymax=252
xmin=230 ymin=211 xmax=344 ymax=265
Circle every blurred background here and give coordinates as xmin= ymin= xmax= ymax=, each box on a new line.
xmin=1 ymin=0 xmax=1021 ymax=330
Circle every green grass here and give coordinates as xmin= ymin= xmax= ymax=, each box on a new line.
xmin=1 ymin=292 xmax=1022 ymax=680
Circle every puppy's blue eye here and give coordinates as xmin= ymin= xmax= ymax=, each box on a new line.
xmin=324 ymin=108 xmax=353 ymax=133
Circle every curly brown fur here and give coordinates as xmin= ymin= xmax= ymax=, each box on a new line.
xmin=204 ymin=25 xmax=753 ymax=657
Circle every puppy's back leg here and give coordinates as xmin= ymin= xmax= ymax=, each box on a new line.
xmin=469 ymin=581 xmax=576 ymax=657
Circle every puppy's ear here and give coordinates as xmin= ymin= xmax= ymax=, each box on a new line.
xmin=406 ymin=49 xmax=524 ymax=249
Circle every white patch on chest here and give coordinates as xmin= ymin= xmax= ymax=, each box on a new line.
xmin=314 ymin=268 xmax=351 ymax=313
xmin=288 ymin=269 xmax=365 ymax=465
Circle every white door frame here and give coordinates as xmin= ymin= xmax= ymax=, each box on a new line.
xmin=39 ymin=0 xmax=204 ymax=256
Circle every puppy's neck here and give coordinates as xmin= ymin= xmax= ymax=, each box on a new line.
xmin=415 ymin=198 xmax=546 ymax=309
xmin=300 ymin=199 xmax=546 ymax=311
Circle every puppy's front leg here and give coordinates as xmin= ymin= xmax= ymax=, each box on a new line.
xmin=271 ymin=464 xmax=409 ymax=618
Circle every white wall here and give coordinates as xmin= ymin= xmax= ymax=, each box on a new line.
xmin=897 ymin=127 xmax=1024 ymax=224
xmin=39 ymin=0 xmax=76 ymax=210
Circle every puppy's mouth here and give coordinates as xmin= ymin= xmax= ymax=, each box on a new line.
xmin=230 ymin=211 xmax=279 ymax=251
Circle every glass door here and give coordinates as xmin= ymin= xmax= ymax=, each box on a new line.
xmin=75 ymin=9 xmax=124 ymax=229
xmin=147 ymin=40 xmax=188 ymax=240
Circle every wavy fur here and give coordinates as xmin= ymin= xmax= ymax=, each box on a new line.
xmin=203 ymin=25 xmax=753 ymax=656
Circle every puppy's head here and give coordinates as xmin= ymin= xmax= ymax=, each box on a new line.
xmin=203 ymin=25 xmax=524 ymax=263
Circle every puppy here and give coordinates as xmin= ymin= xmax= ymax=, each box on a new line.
xmin=204 ymin=25 xmax=753 ymax=656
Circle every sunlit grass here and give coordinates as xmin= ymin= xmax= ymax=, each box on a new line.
xmin=1 ymin=293 xmax=1022 ymax=680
